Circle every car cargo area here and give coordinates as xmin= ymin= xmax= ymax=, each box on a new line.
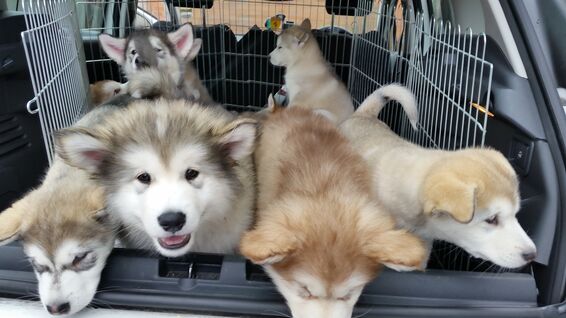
xmin=0 ymin=0 xmax=564 ymax=317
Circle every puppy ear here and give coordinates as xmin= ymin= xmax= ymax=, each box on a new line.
xmin=86 ymin=187 xmax=107 ymax=223
xmin=185 ymin=38 xmax=202 ymax=61
xmin=267 ymin=93 xmax=275 ymax=110
xmin=422 ymin=174 xmax=477 ymax=224
xmin=99 ymin=33 xmax=127 ymax=65
xmin=300 ymin=18 xmax=311 ymax=30
xmin=168 ymin=23 xmax=195 ymax=59
xmin=363 ymin=228 xmax=426 ymax=271
xmin=240 ymin=223 xmax=299 ymax=265
xmin=0 ymin=200 xmax=28 ymax=245
xmin=55 ymin=128 xmax=110 ymax=175
xmin=92 ymin=209 xmax=111 ymax=225
xmin=217 ymin=118 xmax=257 ymax=161
xmin=296 ymin=31 xmax=309 ymax=47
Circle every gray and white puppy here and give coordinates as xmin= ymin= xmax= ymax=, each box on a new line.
xmin=56 ymin=99 xmax=257 ymax=257
xmin=99 ymin=24 xmax=214 ymax=104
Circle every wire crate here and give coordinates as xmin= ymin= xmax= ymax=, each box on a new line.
xmin=21 ymin=0 xmax=90 ymax=164
xmin=20 ymin=0 xmax=494 ymax=271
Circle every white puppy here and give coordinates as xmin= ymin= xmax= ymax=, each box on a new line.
xmin=340 ymin=84 xmax=537 ymax=269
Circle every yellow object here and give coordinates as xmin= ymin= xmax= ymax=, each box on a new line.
xmin=265 ymin=14 xmax=286 ymax=32
xmin=471 ymin=102 xmax=494 ymax=117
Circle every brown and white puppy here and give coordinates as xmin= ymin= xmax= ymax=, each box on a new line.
xmin=240 ymin=107 xmax=425 ymax=318
xmin=0 ymin=106 xmax=119 ymax=316
xmin=99 ymin=24 xmax=213 ymax=104
xmin=340 ymin=84 xmax=537 ymax=269
xmin=89 ymin=80 xmax=127 ymax=106
xmin=56 ymin=99 xmax=257 ymax=257
xmin=269 ymin=19 xmax=354 ymax=124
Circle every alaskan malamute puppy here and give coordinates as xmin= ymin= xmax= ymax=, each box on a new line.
xmin=56 ymin=99 xmax=257 ymax=257
xmin=269 ymin=19 xmax=354 ymax=124
xmin=241 ymin=106 xmax=425 ymax=318
xmin=0 ymin=106 xmax=119 ymax=316
xmin=90 ymin=79 xmax=127 ymax=106
xmin=340 ymin=84 xmax=537 ymax=269
xmin=99 ymin=24 xmax=213 ymax=104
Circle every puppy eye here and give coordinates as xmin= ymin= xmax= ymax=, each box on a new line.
xmin=72 ymin=252 xmax=89 ymax=267
xmin=155 ymin=48 xmax=163 ymax=53
xmin=300 ymin=286 xmax=317 ymax=300
xmin=485 ymin=215 xmax=499 ymax=226
xmin=337 ymin=294 xmax=351 ymax=301
xmin=136 ymin=172 xmax=152 ymax=184
xmin=277 ymin=46 xmax=282 ymax=49
xmin=185 ymin=169 xmax=199 ymax=181
xmin=31 ymin=261 xmax=50 ymax=274
xmin=131 ymin=49 xmax=137 ymax=55
xmin=113 ymin=88 xmax=121 ymax=95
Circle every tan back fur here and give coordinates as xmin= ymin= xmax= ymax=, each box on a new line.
xmin=242 ymin=107 xmax=425 ymax=285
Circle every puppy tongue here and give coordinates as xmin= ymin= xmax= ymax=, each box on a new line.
xmin=161 ymin=235 xmax=188 ymax=246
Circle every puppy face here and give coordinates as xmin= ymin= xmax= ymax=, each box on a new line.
xmin=104 ymin=141 xmax=238 ymax=257
xmin=422 ymin=150 xmax=537 ymax=268
xmin=56 ymin=101 xmax=257 ymax=257
xmin=241 ymin=199 xmax=426 ymax=318
xmin=427 ymin=197 xmax=536 ymax=268
xmin=270 ymin=19 xmax=312 ymax=67
xmin=265 ymin=267 xmax=368 ymax=318
xmin=99 ymin=24 xmax=200 ymax=82
xmin=25 ymin=238 xmax=113 ymax=316
xmin=0 ymin=185 xmax=115 ymax=316
xmin=90 ymin=80 xmax=127 ymax=106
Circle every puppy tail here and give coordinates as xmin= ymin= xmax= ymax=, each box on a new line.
xmin=355 ymin=84 xmax=418 ymax=130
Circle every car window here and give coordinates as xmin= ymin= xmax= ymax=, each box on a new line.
xmin=5 ymin=0 xmax=19 ymax=10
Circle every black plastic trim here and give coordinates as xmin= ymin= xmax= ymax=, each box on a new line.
xmin=501 ymin=0 xmax=566 ymax=305
xmin=0 ymin=244 xmax=541 ymax=317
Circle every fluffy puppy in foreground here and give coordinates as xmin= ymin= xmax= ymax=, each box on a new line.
xmin=56 ymin=100 xmax=257 ymax=257
xmin=269 ymin=19 xmax=354 ymax=124
xmin=240 ymin=107 xmax=425 ymax=318
xmin=340 ymin=84 xmax=537 ymax=268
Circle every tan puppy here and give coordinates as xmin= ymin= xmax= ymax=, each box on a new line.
xmin=0 ymin=106 xmax=118 ymax=315
xmin=240 ymin=107 xmax=425 ymax=318
xmin=340 ymin=84 xmax=537 ymax=269
xmin=269 ymin=19 xmax=354 ymax=124
xmin=90 ymin=80 xmax=127 ymax=106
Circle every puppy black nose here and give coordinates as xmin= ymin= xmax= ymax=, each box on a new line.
xmin=134 ymin=56 xmax=148 ymax=68
xmin=522 ymin=251 xmax=537 ymax=262
xmin=158 ymin=211 xmax=186 ymax=232
xmin=46 ymin=302 xmax=70 ymax=315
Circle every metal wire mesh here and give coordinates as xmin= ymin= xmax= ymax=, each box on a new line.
xmin=72 ymin=0 xmax=492 ymax=149
xmin=21 ymin=0 xmax=90 ymax=164
xmin=349 ymin=2 xmax=493 ymax=150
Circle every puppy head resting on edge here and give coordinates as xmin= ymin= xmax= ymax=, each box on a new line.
xmin=420 ymin=149 xmax=536 ymax=268
xmin=270 ymin=19 xmax=315 ymax=67
xmin=241 ymin=107 xmax=426 ymax=318
xmin=0 ymin=176 xmax=115 ymax=316
xmin=55 ymin=99 xmax=257 ymax=257
xmin=348 ymin=84 xmax=536 ymax=269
